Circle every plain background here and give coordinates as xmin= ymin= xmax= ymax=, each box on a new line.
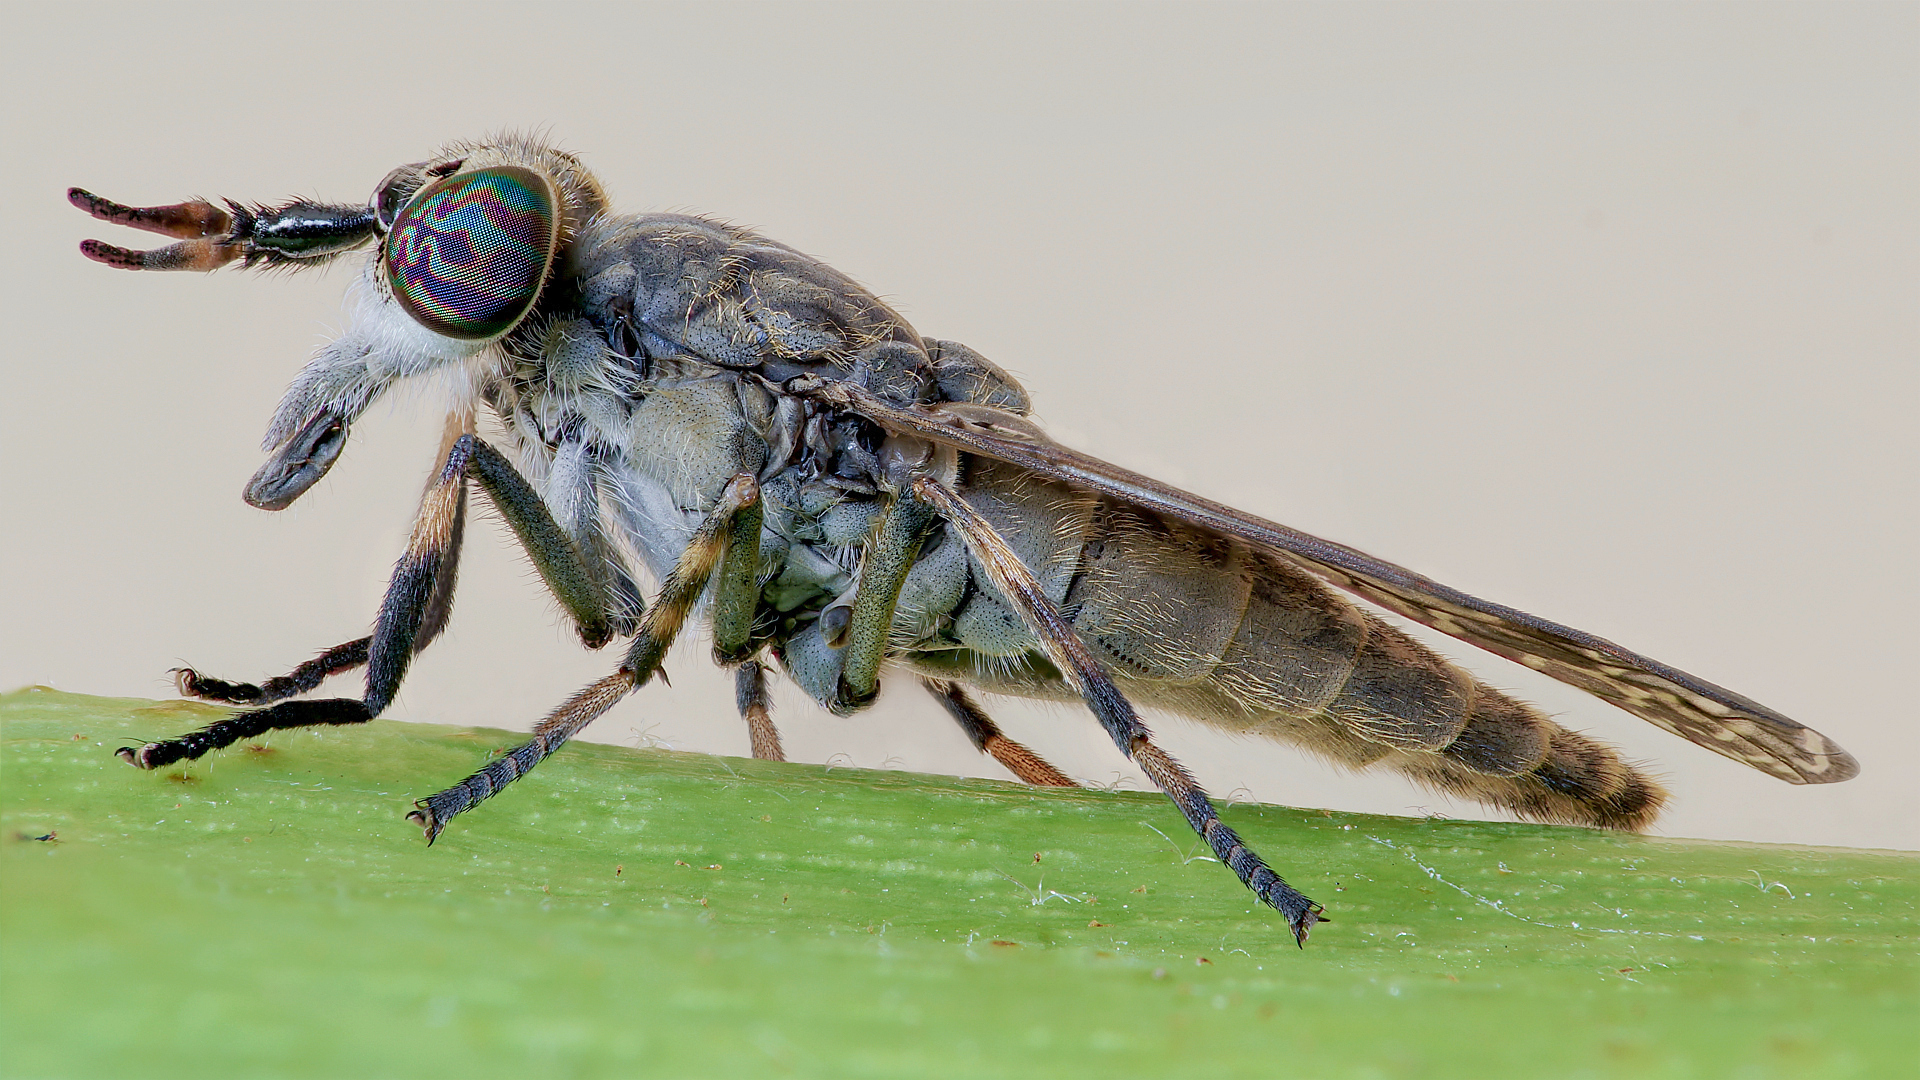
xmin=3 ymin=3 xmax=1912 ymax=851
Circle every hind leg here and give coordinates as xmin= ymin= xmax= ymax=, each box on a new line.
xmin=922 ymin=679 xmax=1075 ymax=787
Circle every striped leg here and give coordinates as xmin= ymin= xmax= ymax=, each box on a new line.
xmin=408 ymin=475 xmax=762 ymax=841
xmin=121 ymin=427 xmax=621 ymax=770
xmin=177 ymin=485 xmax=463 ymax=706
xmin=175 ymin=417 xmax=640 ymax=708
xmin=171 ymin=416 xmax=476 ymax=706
xmin=913 ymin=476 xmax=1324 ymax=946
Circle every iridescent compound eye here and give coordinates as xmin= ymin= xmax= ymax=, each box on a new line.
xmin=383 ymin=166 xmax=557 ymax=341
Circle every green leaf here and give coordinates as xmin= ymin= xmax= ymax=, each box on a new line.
xmin=4 ymin=688 xmax=1913 ymax=1078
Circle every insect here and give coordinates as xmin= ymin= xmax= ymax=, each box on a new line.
xmin=70 ymin=135 xmax=1857 ymax=946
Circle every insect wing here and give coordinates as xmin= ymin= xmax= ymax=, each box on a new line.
xmin=803 ymin=380 xmax=1859 ymax=786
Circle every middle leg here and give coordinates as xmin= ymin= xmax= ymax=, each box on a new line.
xmin=409 ymin=474 xmax=765 ymax=840
xmin=808 ymin=488 xmax=1077 ymax=785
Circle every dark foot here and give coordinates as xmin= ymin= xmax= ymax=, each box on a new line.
xmin=1284 ymin=902 xmax=1328 ymax=948
xmin=117 ymin=699 xmax=373 ymax=771
xmin=173 ymin=667 xmax=267 ymax=704
xmin=406 ymin=806 xmax=445 ymax=845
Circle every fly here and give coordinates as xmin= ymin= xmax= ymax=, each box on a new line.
xmin=70 ymin=135 xmax=1858 ymax=946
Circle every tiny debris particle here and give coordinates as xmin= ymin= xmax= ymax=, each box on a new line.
xmin=760 ymin=815 xmax=771 ymax=823
xmin=705 ymin=864 xmax=723 ymax=871
xmin=71 ymin=733 xmax=87 ymax=741
xmin=1088 ymin=920 xmax=1108 ymax=928
xmin=1131 ymin=886 xmax=1148 ymax=894
xmin=675 ymin=860 xmax=690 ymax=867
xmin=1618 ymin=968 xmax=1635 ymax=975
xmin=990 ymin=940 xmax=1020 ymax=948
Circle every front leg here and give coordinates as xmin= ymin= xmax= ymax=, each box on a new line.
xmin=176 ymin=417 xmax=474 ymax=705
xmin=121 ymin=431 xmax=620 ymax=769
xmin=174 ymin=637 xmax=373 ymax=707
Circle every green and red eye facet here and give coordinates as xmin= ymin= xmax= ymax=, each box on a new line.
xmin=383 ymin=166 xmax=557 ymax=341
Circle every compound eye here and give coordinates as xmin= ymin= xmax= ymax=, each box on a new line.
xmin=383 ymin=166 xmax=558 ymax=341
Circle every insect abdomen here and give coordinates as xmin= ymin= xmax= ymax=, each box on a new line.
xmin=1192 ymin=549 xmax=1667 ymax=831
xmin=1049 ymin=494 xmax=1665 ymax=830
xmin=935 ymin=458 xmax=1666 ymax=830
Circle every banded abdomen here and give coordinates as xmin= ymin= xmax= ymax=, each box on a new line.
xmin=909 ymin=457 xmax=1666 ymax=831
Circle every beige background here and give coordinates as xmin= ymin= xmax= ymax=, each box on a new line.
xmin=3 ymin=3 xmax=1912 ymax=850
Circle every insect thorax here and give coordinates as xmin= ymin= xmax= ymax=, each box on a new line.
xmin=476 ymin=209 xmax=1037 ymax=709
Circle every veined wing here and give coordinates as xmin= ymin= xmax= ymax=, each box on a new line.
xmin=797 ymin=378 xmax=1858 ymax=785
